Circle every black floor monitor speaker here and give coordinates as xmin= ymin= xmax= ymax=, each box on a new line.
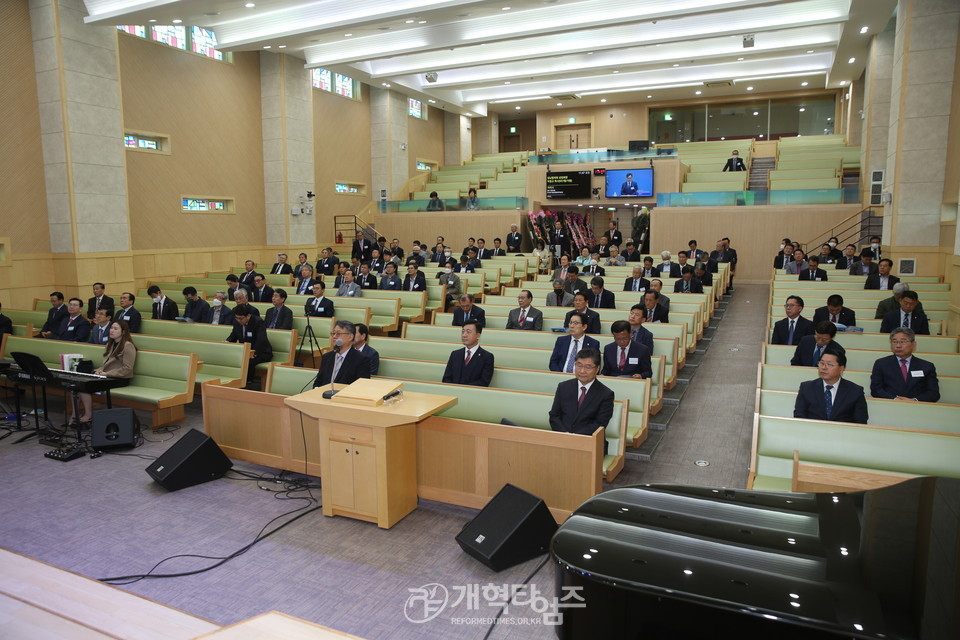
xmin=146 ymin=428 xmax=232 ymax=491
xmin=91 ymin=408 xmax=140 ymax=450
xmin=456 ymin=484 xmax=558 ymax=572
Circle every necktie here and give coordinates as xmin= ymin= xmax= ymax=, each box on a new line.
xmin=595 ymin=294 xmax=601 ymax=306
xmin=813 ymin=345 xmax=823 ymax=365
xmin=519 ymin=309 xmax=527 ymax=325
xmin=900 ymin=358 xmax=909 ymax=381
xmin=619 ymin=347 xmax=626 ymax=371
xmin=410 ymin=279 xmax=415 ymax=291
xmin=832 ymin=313 xmax=838 ymax=323
xmin=684 ymin=281 xmax=689 ymax=292
xmin=332 ymin=353 xmax=344 ymax=382
xmin=314 ymin=298 xmax=321 ymax=311
xmin=212 ymin=309 xmax=220 ymax=324
xmin=647 ymin=309 xmax=653 ymax=321
xmin=633 ymin=280 xmax=638 ymax=291
xmin=903 ymin=313 xmax=909 ymax=328
xmin=464 ymin=349 xmax=472 ymax=367
xmin=464 ymin=312 xmax=470 ymax=322
xmin=578 ymin=385 xmax=586 ymax=407
xmin=300 ymin=281 xmax=307 ymax=294
xmin=268 ymin=312 xmax=277 ymax=329
xmin=788 ymin=319 xmax=796 ymax=345
xmin=565 ymin=339 xmax=580 ymax=373
xmin=824 ymin=384 xmax=833 ymax=418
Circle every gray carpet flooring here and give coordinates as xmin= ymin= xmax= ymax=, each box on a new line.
xmin=0 ymin=284 xmax=768 ymax=639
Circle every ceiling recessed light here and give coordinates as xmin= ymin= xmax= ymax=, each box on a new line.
xmin=600 ymin=98 xmax=606 ymax=103
xmin=428 ymin=99 xmax=436 ymax=103
xmin=647 ymin=95 xmax=652 ymax=98
xmin=848 ymin=57 xmax=856 ymax=64
xmin=556 ymin=102 xmax=562 ymax=106
xmin=672 ymin=63 xmax=679 ymax=67
xmin=515 ymin=106 xmax=521 ymax=110
xmin=148 ymin=18 xmax=157 ymax=22
xmin=504 ymin=81 xmax=511 ymax=84
xmin=801 ymin=81 xmax=809 ymax=86
xmin=502 ymin=6 xmax=511 ymax=10
xmin=753 ymin=111 xmax=759 ymax=115
xmin=171 ymin=18 xmax=182 ymax=23
xmin=737 ymin=57 xmax=744 ymax=61
xmin=245 ymin=2 xmax=255 ymax=7
xmin=418 ymin=20 xmax=426 ymax=24
xmin=278 ymin=45 xmax=286 ymax=48
xmin=405 ymin=19 xmax=415 ymax=23
xmin=587 ymin=52 xmax=593 ymax=55
xmin=612 ymin=70 xmax=619 ymax=74
xmin=839 ymin=80 xmax=846 ymax=85
xmin=806 ymin=50 xmax=814 ymax=53
xmin=860 ymin=26 xmax=868 ymax=34
xmin=799 ymin=107 xmax=805 ymax=112
xmin=695 ymin=90 xmax=702 ymax=95
xmin=344 ymin=33 xmax=353 ymax=37
xmin=746 ymin=86 xmax=754 ymax=91
xmin=263 ymin=45 xmax=271 ymax=49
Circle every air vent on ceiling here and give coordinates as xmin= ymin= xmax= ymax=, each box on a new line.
xmin=704 ymin=80 xmax=735 ymax=88
xmin=550 ymin=94 xmax=581 ymax=101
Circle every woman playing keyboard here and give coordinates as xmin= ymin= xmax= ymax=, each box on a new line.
xmin=75 ymin=320 xmax=137 ymax=425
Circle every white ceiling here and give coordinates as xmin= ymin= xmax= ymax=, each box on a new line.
xmin=83 ymin=0 xmax=897 ymax=119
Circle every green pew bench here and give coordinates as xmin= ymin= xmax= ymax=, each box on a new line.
xmin=281 ymin=294 xmax=401 ymax=333
xmin=748 ymin=414 xmax=960 ymax=491
xmin=0 ymin=335 xmax=197 ymax=429
xmin=127 ymin=334 xmax=249 ymax=389
xmin=762 ymin=344 xmax=960 ymax=377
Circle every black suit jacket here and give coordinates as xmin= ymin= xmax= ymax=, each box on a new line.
xmin=798 ymin=268 xmax=828 ymax=281
xmin=790 ymin=335 xmax=845 ymax=367
xmin=86 ymin=295 xmax=115 ymax=319
xmin=870 ymin=355 xmax=940 ymax=402
xmin=581 ymin=265 xmax=606 ymax=278
xmin=849 ymin=261 xmax=879 ymax=277
xmin=794 ymin=378 xmax=868 ymax=423
xmin=673 ymin=279 xmax=704 ymax=293
xmin=294 ymin=278 xmax=318 ymax=296
xmin=42 ymin=305 xmax=69 ymax=334
xmin=204 ymin=305 xmax=234 ymax=326
xmin=563 ymin=308 xmax=601 ymax=334
xmin=251 ymin=285 xmax=275 ymax=304
xmin=238 ymin=270 xmax=259 ymax=288
xmin=55 ymin=314 xmax=91 ymax=342
xmin=317 ymin=257 xmax=339 ymax=276
xmin=183 ymin=298 xmax=210 ymax=323
xmin=304 ymin=296 xmax=335 ymax=318
xmin=452 ymin=305 xmax=486 ymax=329
xmin=564 ymin=278 xmax=589 ymax=297
xmin=226 ymin=316 xmax=273 ymax=361
xmin=624 ymin=276 xmax=650 ymax=293
xmin=355 ymin=345 xmax=380 ymax=376
xmin=836 ymin=255 xmax=858 ymax=270
xmin=352 ymin=239 xmax=372 ymax=261
xmin=601 ymin=341 xmax=652 ymax=378
xmin=152 ymin=297 xmax=179 ymax=321
xmin=442 ymin=346 xmax=494 ymax=387
xmin=864 ymin=274 xmax=900 ymax=290
xmin=506 ymin=232 xmax=522 ymax=252
xmin=269 ymin=262 xmax=293 ymax=275
xmin=621 ymin=249 xmax=643 ymax=262
xmin=880 ymin=309 xmax=930 ymax=335
xmin=812 ymin=306 xmax=856 ymax=327
xmin=314 ymin=347 xmax=371 ymax=388
xmin=0 ymin=313 xmax=12 ymax=337
xmin=265 ymin=305 xmax=293 ymax=330
xmin=587 ymin=289 xmax=616 ymax=309
xmin=658 ymin=263 xmax=681 ymax=279
xmin=773 ymin=254 xmax=792 ymax=269
xmin=357 ymin=273 xmax=378 ymax=290
xmin=550 ymin=228 xmax=570 ymax=254
xmin=113 ymin=306 xmax=142 ymax=332
xmin=643 ymin=304 xmax=669 ymax=324
xmin=722 ymin=157 xmax=746 ymax=172
xmin=402 ymin=272 xmax=427 ymax=292
xmin=549 ymin=334 xmax=601 ymax=372
xmin=603 ymin=230 xmax=623 ymax=247
xmin=771 ymin=315 xmax=814 ymax=345
xmin=549 ymin=378 xmax=615 ymax=436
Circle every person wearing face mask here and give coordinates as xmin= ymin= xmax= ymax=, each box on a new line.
xmin=774 ymin=243 xmax=795 ymax=269
xmin=205 ymin=291 xmax=234 ymax=325
xmin=867 ymin=236 xmax=882 ymax=261
xmin=437 ymin=258 xmax=461 ymax=306
xmin=583 ymin=254 xmax=605 ymax=277
xmin=147 ymin=285 xmax=178 ymax=321
xmin=546 ymin=280 xmax=574 ymax=307
xmin=827 ymin=237 xmax=843 ymax=261
xmin=722 ymin=150 xmax=746 ymax=172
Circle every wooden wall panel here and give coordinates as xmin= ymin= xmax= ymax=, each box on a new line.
xmin=313 ymin=83 xmax=372 ymax=240
xmin=536 ymin=103 xmax=649 ymax=150
xmin=118 ymin=36 xmax=265 ymax=250
xmin=498 ymin=118 xmax=537 ymax=152
xmin=0 ymin=0 xmax=51 ymax=256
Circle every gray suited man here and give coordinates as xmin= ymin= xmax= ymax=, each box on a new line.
xmin=505 ymin=290 xmax=543 ymax=331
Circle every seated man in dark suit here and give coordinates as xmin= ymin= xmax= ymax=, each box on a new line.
xmin=250 ymin=274 xmax=275 ymax=304
xmin=864 ymin=258 xmax=900 ymax=290
xmin=304 ymin=281 xmax=335 ymax=318
xmin=564 ymin=293 xmax=601 ymax=334
xmin=442 ymin=320 xmax=494 ymax=387
xmin=812 ymin=294 xmax=857 ymax=327
xmin=238 ymin=260 xmax=260 ymax=289
xmin=549 ymin=348 xmax=615 ymax=443
xmin=181 ymin=286 xmax=210 ymax=323
xmin=86 ymin=282 xmax=115 ymax=319
xmin=879 ymin=290 xmax=930 ymax=335
xmin=403 ymin=263 xmax=427 ymax=292
xmin=850 ymin=249 xmax=879 ymax=276
xmin=313 ymin=320 xmax=371 ymax=389
xmin=114 ymin=292 xmax=142 ymax=333
xmin=225 ymin=274 xmax=249 ymax=302
xmin=269 ymin=253 xmax=293 ymax=275
xmin=793 ymin=349 xmax=868 ymax=423
xmin=627 ymin=304 xmax=655 ymax=354
xmin=353 ymin=323 xmax=379 ymax=376
xmin=147 ymin=285 xmax=179 ymax=321
xmin=292 ymin=252 xmax=312 ymax=280
xmin=227 ymin=303 xmax=273 ymax=387
xmin=771 ymin=295 xmax=813 ymax=345
xmin=294 ymin=265 xmax=318 ymax=295
xmin=316 ymin=247 xmax=339 ymax=277
xmin=673 ymin=266 xmax=704 ymax=293
xmin=621 ymin=241 xmax=642 ymax=263
xmin=231 ymin=289 xmax=259 ymax=317
xmin=791 ymin=321 xmax=845 ymax=367
xmin=546 ymin=280 xmax=574 ymax=307
xmin=835 ymin=244 xmax=859 ymax=271
xmin=0 ymin=301 xmax=12 ymax=338
xmin=452 ymin=294 xmax=486 ymax=329
xmin=564 ymin=266 xmax=589 ymax=298
xmin=205 ymin=291 xmax=234 ymax=326
xmin=797 ymin=255 xmax=828 ymax=281
xmin=38 ymin=291 xmax=68 ymax=338
xmin=265 ymin=288 xmax=293 ymax=330
xmin=587 ymin=276 xmax=616 ymax=309
xmin=88 ymin=308 xmax=113 ymax=345
xmin=624 ymin=266 xmax=650 ymax=294
xmin=641 ymin=290 xmax=669 ymax=324
xmin=54 ymin=298 xmax=91 ymax=342
xmin=550 ymin=312 xmax=601 ymax=373
xmin=694 ymin=262 xmax=712 ymax=289
xmin=601 ymin=320 xmax=652 ymax=379
xmin=870 ymin=327 xmax=940 ymax=402
xmin=356 ymin=262 xmax=378 ymax=290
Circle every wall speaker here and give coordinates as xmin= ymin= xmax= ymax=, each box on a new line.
xmin=91 ymin=408 xmax=140 ymax=451
xmin=628 ymin=140 xmax=650 ymax=152
xmin=145 ymin=428 xmax=232 ymax=491
xmin=456 ymin=484 xmax=558 ymax=572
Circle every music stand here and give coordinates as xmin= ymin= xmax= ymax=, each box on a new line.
xmin=9 ymin=352 xmax=54 ymax=442
xmin=297 ymin=314 xmax=323 ymax=368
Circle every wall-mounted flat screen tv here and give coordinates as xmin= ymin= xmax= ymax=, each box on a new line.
xmin=546 ymin=170 xmax=592 ymax=200
xmin=605 ymin=167 xmax=653 ymax=198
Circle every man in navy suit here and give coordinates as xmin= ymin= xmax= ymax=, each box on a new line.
xmin=295 ymin=265 xmax=318 ymax=295
xmin=587 ymin=276 xmax=616 ymax=309
xmin=870 ymin=327 xmax=940 ymax=402
xmin=790 ymin=321 xmax=845 ymax=367
xmin=624 ymin=266 xmax=650 ymax=293
xmin=549 ymin=348 xmax=615 ymax=438
xmin=204 ymin=292 xmax=234 ymax=326
xmin=55 ymin=298 xmax=91 ymax=342
xmin=642 ymin=290 xmax=669 ymax=324
xmin=315 ymin=248 xmax=339 ymax=276
xmin=304 ymin=281 xmax=335 ymax=318
xmin=835 ymin=244 xmax=859 ymax=271
xmin=264 ymin=289 xmax=293 ymax=330
xmin=673 ymin=266 xmax=704 ymax=293
xmin=879 ymin=290 xmax=930 ymax=335
xmin=38 ymin=291 xmax=68 ymax=338
xmin=353 ymin=323 xmax=379 ymax=376
xmin=452 ymin=294 xmax=486 ymax=329
xmin=771 ymin=295 xmax=813 ymax=345
xmin=864 ymin=259 xmax=899 ymax=290
xmin=506 ymin=224 xmax=522 ymax=253
xmin=550 ymin=312 xmax=601 ymax=372
xmin=181 ymin=286 xmax=210 ymax=323
xmin=116 ymin=292 xmax=143 ymax=333
xmin=238 ymin=260 xmax=260 ymax=289
xmin=627 ymin=304 xmax=655 ymax=354
xmin=250 ymin=274 xmax=275 ymax=304
xmin=812 ymin=294 xmax=857 ymax=327
xmin=441 ymin=320 xmax=494 ymax=387
xmin=601 ymin=321 xmax=652 ymax=378
xmin=352 ymin=231 xmax=372 ymax=261
xmin=564 ymin=293 xmax=601 ymax=334
xmin=794 ymin=349 xmax=868 ymax=423
xmin=313 ymin=320 xmax=371 ymax=388
xmin=402 ymin=263 xmax=427 ymax=292
xmin=797 ymin=256 xmax=828 ymax=281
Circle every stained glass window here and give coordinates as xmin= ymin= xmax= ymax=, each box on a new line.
xmin=182 ymin=198 xmax=230 ymax=212
xmin=124 ymin=135 xmax=138 ymax=147
xmin=334 ymin=73 xmax=354 ymax=98
xmin=311 ymin=68 xmax=332 ymax=91
xmin=152 ymin=25 xmax=186 ymax=49
xmin=191 ymin=26 xmax=223 ymax=60
xmin=335 ymin=183 xmax=361 ymax=194
xmin=117 ymin=25 xmax=146 ymax=37
xmin=408 ymin=98 xmax=424 ymax=119
xmin=416 ymin=161 xmax=432 ymax=171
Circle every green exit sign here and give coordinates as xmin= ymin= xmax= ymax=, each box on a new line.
xmin=568 ymin=117 xmax=576 ymax=124
xmin=509 ymin=126 xmax=517 ymax=133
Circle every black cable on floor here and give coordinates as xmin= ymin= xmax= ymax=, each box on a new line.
xmin=481 ymin=555 xmax=551 ymax=640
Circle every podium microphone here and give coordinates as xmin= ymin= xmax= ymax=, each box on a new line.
xmin=322 ymin=338 xmax=343 ymax=399
xmin=382 ymin=389 xmax=402 ymax=401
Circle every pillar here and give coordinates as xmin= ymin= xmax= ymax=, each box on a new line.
xmin=444 ymin=112 xmax=472 ymax=166
xmin=861 ymin=18 xmax=896 ymax=197
xmin=370 ymin=87 xmax=408 ymax=199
